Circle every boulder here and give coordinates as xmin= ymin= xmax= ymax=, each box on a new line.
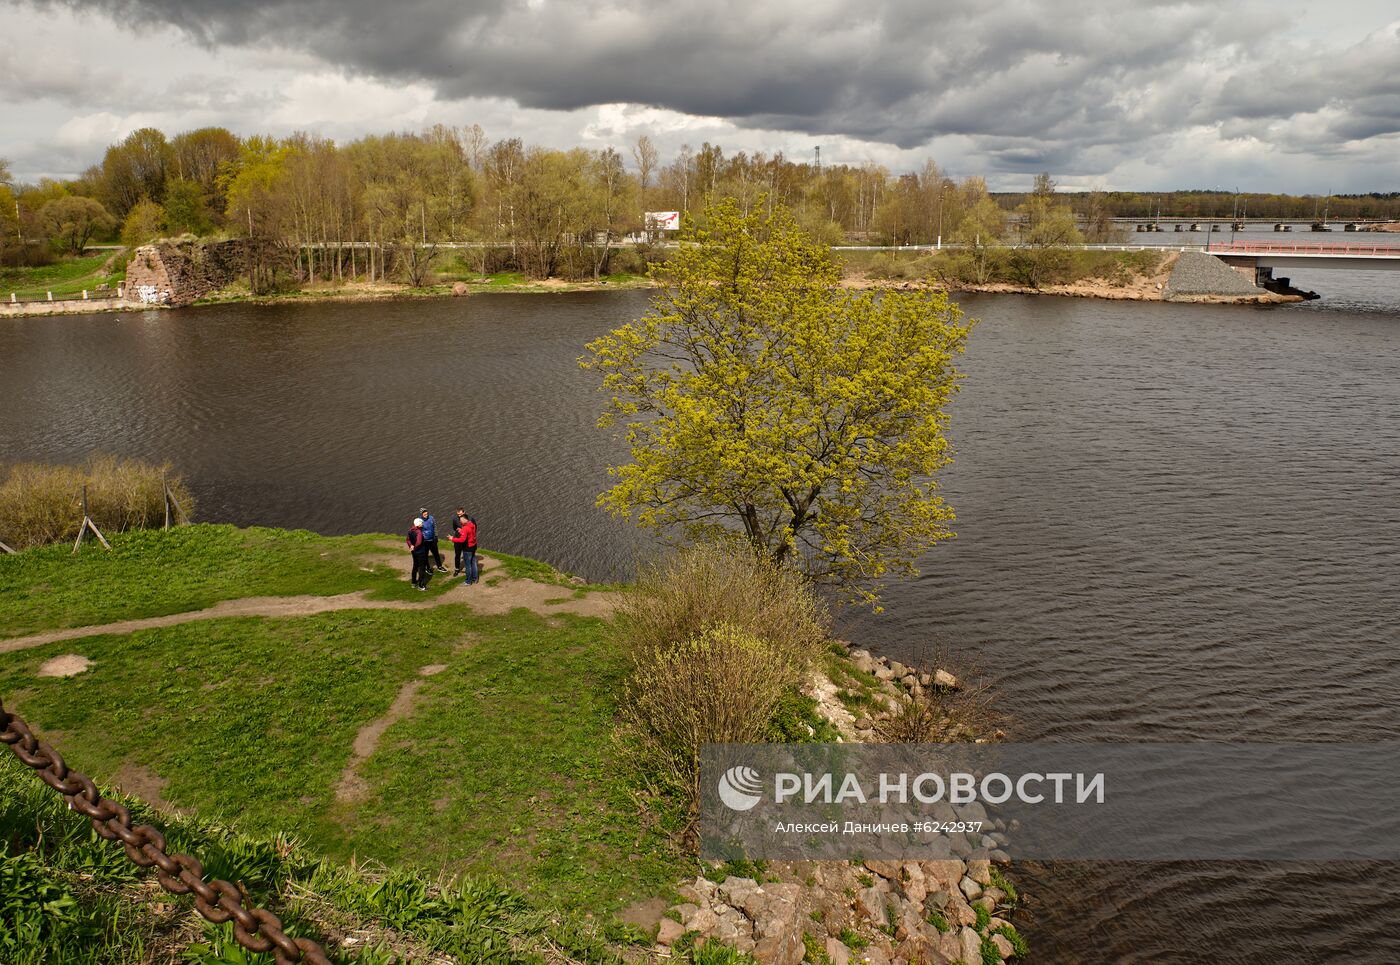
xmin=992 ymin=933 xmax=1016 ymax=959
xmin=864 ymin=859 xmax=905 ymax=882
xmin=855 ymin=885 xmax=888 ymax=924
xmin=451 ymin=281 xmax=469 ymax=295
xmin=825 ymin=937 xmax=852 ymax=965
xmin=958 ymin=876 xmax=982 ymax=901
xmin=678 ymin=876 xmax=716 ymax=904
xmin=959 ymin=927 xmax=982 ymax=965
xmin=656 ymin=918 xmax=685 ymax=946
xmin=967 ymin=859 xmax=992 ymax=886
xmin=921 ymin=860 xmax=966 ymax=892
xmin=754 ymin=927 xmax=805 ymax=965
xmin=932 ymin=669 xmax=960 ymax=690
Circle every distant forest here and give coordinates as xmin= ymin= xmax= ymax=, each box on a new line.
xmin=3 ymin=125 xmax=1397 ymax=275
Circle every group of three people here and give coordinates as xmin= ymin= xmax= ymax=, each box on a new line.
xmin=406 ymin=507 xmax=478 ymax=590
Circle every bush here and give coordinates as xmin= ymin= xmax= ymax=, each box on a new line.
xmin=0 ymin=455 xmax=194 ymax=550
xmin=618 ymin=543 xmax=829 ymax=673
xmin=625 ymin=623 xmax=798 ymax=817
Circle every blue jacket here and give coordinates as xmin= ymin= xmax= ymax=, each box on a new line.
xmin=421 ymin=515 xmax=437 ymax=540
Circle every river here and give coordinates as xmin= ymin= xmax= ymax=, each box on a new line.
xmin=2 ymin=275 xmax=1398 ymax=962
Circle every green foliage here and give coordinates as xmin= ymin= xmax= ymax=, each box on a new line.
xmin=989 ymin=867 xmax=1019 ymax=905
xmin=974 ymin=903 xmax=991 ymax=931
xmin=584 ymin=199 xmax=972 ymax=607
xmin=980 ymin=932 xmax=1002 ymax=965
xmin=837 ymin=927 xmax=868 ymax=949
xmin=801 ymin=932 xmax=830 ymax=963
xmin=992 ymin=923 xmax=1030 ymax=958
xmin=162 ymin=178 xmax=213 ymax=236
xmin=120 ymin=198 xmax=164 ymax=248
xmin=767 ymin=689 xmax=843 ymax=743
xmin=702 ymin=858 xmax=767 ymax=884
xmin=927 ymin=908 xmax=950 ymax=933
xmin=38 ymin=196 xmax=115 ymax=254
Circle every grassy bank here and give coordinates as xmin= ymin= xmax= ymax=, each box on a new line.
xmin=0 ymin=250 xmax=126 ymax=300
xmin=1 ymin=525 xmax=688 ymax=963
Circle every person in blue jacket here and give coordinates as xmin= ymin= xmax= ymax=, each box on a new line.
xmin=419 ymin=506 xmax=446 ymax=572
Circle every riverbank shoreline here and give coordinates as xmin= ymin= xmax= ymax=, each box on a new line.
xmin=1 ymin=523 xmax=1028 ymax=963
xmin=1 ymin=269 xmax=1300 ymax=317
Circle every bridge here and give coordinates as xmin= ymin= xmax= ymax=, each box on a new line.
xmin=1204 ymin=241 xmax=1400 ymax=272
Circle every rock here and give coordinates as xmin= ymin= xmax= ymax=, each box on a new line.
xmin=901 ymin=864 xmax=928 ymax=905
xmin=929 ymin=930 xmax=963 ymax=963
xmin=718 ymin=876 xmax=761 ymax=909
xmin=967 ymin=859 xmax=992 ymax=886
xmin=893 ymin=936 xmax=931 ymax=963
xmin=861 ymin=947 xmax=892 ymax=965
xmin=863 ymin=859 xmax=904 ymax=882
xmin=765 ymin=882 xmax=802 ymax=905
xmin=673 ymin=902 xmax=699 ymax=922
xmin=888 ymin=660 xmax=909 ymax=678
xmin=825 ymin=937 xmax=852 ymax=965
xmin=921 ymin=860 xmax=966 ymax=892
xmin=855 ymin=885 xmax=888 ymax=924
xmin=932 ymin=669 xmax=960 ymax=690
xmin=959 ymin=876 xmax=982 ymax=900
xmin=900 ymin=673 xmax=919 ymax=689
xmin=678 ymin=876 xmax=716 ymax=904
xmin=959 ymin=927 xmax=981 ymax=964
xmin=972 ymin=896 xmax=996 ymax=914
xmin=753 ymin=927 xmax=804 ymax=965
xmin=656 ymin=918 xmax=685 ymax=946
xmin=942 ymin=890 xmax=978 ymax=928
xmin=686 ymin=906 xmax=718 ymax=933
xmin=919 ymin=672 xmax=933 ymax=687
xmin=874 ymin=664 xmax=896 ymax=682
xmin=992 ymin=933 xmax=1016 ymax=959
xmin=451 ymin=281 xmax=469 ymax=295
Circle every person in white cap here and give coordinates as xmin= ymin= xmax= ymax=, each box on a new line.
xmin=406 ymin=516 xmax=431 ymax=590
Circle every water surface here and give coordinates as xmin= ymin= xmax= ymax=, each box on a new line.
xmin=3 ymin=280 xmax=1398 ymax=962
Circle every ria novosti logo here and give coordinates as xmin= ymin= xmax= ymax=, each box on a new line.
xmin=717 ymin=765 xmax=764 ymax=811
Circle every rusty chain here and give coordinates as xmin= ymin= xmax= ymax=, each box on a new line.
xmin=0 ymin=699 xmax=332 ymax=965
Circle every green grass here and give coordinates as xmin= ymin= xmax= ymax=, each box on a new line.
xmin=0 ymin=252 xmax=126 ymax=300
xmin=0 ymin=600 xmax=683 ymax=917
xmin=0 ymin=753 xmax=649 ymax=964
xmin=0 ymin=524 xmax=450 ymax=637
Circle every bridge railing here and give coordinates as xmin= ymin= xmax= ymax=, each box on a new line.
xmin=1207 ymin=242 xmax=1400 ymax=257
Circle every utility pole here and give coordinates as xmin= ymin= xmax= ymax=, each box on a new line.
xmin=814 ymin=146 xmax=821 ymax=173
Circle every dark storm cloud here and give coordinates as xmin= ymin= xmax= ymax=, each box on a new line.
xmin=31 ymin=0 xmax=1400 ymax=171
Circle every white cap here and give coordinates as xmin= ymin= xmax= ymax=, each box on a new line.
xmin=413 ymin=517 xmax=424 ymax=527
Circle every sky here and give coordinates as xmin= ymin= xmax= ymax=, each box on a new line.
xmin=2 ymin=0 xmax=1398 ymax=193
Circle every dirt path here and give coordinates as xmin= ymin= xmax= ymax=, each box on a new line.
xmin=335 ymin=663 xmax=449 ymax=804
xmin=0 ymin=554 xmax=620 ymax=654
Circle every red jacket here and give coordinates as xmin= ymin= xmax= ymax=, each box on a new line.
xmin=406 ymin=526 xmax=424 ymax=551
xmin=451 ymin=520 xmax=477 ymax=548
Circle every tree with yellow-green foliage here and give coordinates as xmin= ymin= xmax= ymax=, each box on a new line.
xmin=582 ymin=199 xmax=973 ymax=607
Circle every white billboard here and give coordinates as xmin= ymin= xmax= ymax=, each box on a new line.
xmin=645 ymin=211 xmax=681 ymax=231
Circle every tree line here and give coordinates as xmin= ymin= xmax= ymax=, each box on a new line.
xmin=3 ymin=127 xmax=1397 ymax=279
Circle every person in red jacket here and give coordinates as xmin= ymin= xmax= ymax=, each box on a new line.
xmin=450 ymin=507 xmax=469 ymax=575
xmin=450 ymin=514 xmax=478 ymax=584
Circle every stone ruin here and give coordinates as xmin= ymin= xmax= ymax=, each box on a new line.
xmin=123 ymin=239 xmax=251 ymax=306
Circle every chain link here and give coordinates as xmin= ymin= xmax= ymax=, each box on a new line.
xmin=1 ymin=698 xmax=332 ymax=965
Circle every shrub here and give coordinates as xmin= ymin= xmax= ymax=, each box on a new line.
xmin=625 ymin=623 xmax=798 ymax=817
xmin=618 ymin=542 xmax=829 ymax=673
xmin=0 ymin=455 xmax=195 ymax=550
